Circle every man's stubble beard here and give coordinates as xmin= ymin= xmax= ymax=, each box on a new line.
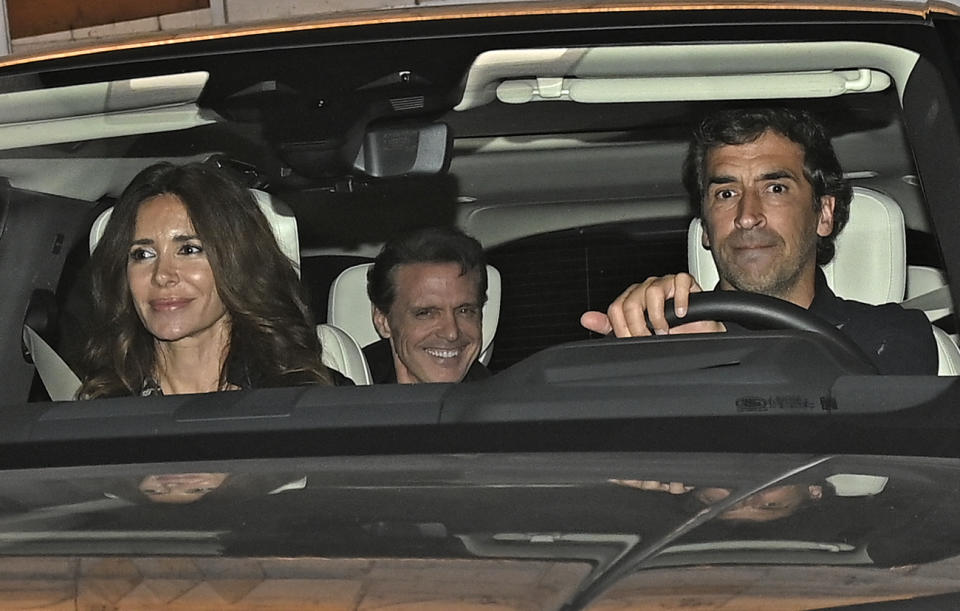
xmin=711 ymin=224 xmax=819 ymax=301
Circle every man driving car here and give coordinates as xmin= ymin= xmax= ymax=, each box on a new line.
xmin=366 ymin=226 xmax=491 ymax=384
xmin=581 ymin=107 xmax=937 ymax=375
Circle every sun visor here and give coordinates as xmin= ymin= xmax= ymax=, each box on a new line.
xmin=0 ymin=71 xmax=216 ymax=150
xmin=455 ymin=42 xmax=916 ymax=110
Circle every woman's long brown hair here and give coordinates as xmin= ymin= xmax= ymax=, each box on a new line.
xmin=78 ymin=162 xmax=333 ymax=398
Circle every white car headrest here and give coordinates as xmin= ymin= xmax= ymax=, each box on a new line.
xmin=688 ymin=186 xmax=906 ymax=304
xmin=328 ymin=262 xmax=502 ymax=365
xmin=317 ymin=323 xmax=372 ymax=385
xmin=88 ymin=189 xmax=301 ymax=277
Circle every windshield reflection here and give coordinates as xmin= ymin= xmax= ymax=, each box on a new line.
xmin=693 ymin=484 xmax=823 ymax=522
xmin=137 ymin=473 xmax=229 ymax=504
xmin=0 ymin=455 xmax=955 ymax=609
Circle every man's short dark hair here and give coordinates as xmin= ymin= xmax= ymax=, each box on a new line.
xmin=367 ymin=226 xmax=488 ymax=314
xmin=682 ymin=107 xmax=853 ymax=265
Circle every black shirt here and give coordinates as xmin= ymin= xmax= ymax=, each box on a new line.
xmin=805 ymin=268 xmax=937 ymax=375
xmin=363 ymin=338 xmax=491 ymax=384
xmin=137 ymin=361 xmax=353 ymax=396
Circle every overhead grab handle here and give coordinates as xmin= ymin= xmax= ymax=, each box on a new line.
xmin=496 ymin=69 xmax=891 ymax=104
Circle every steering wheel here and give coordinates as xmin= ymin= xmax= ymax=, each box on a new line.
xmin=660 ymin=291 xmax=878 ymax=374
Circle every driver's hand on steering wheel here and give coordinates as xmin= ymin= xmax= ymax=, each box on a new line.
xmin=581 ymin=273 xmax=727 ymax=337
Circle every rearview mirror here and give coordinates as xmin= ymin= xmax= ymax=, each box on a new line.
xmin=353 ymin=121 xmax=450 ymax=177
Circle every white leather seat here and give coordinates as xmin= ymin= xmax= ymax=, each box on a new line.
xmin=687 ymin=186 xmax=959 ymax=375
xmin=328 ymin=262 xmax=502 ymax=365
xmin=905 ymin=264 xmax=952 ymax=323
xmin=317 ymin=323 xmax=372 ymax=385
xmin=22 ymin=325 xmax=81 ymax=401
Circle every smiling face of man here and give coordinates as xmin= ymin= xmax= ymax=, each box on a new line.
xmin=701 ymin=129 xmax=835 ymax=307
xmin=373 ymin=262 xmax=483 ymax=384
xmin=138 ymin=473 xmax=229 ymax=504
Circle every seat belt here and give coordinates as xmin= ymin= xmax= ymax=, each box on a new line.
xmin=22 ymin=325 xmax=81 ymax=401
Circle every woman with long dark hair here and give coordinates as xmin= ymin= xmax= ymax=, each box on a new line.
xmin=78 ymin=162 xmax=336 ymax=398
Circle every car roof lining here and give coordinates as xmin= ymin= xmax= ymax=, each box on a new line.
xmin=0 ymin=39 xmax=928 ymax=250
xmin=0 ymin=155 xmax=212 ymax=202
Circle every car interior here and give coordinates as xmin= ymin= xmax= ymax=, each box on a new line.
xmin=4 ymin=7 xmax=960 ymax=609
xmin=0 ymin=31 xmax=953 ymax=408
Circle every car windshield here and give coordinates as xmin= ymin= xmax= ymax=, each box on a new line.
xmin=1 ymin=0 xmax=960 ymax=608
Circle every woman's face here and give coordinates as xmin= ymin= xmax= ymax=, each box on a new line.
xmin=127 ymin=194 xmax=230 ymax=346
xmin=138 ymin=473 xmax=228 ymax=504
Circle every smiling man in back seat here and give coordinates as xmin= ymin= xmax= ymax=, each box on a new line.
xmin=581 ymin=107 xmax=937 ymax=375
xmin=365 ymin=226 xmax=491 ymax=384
